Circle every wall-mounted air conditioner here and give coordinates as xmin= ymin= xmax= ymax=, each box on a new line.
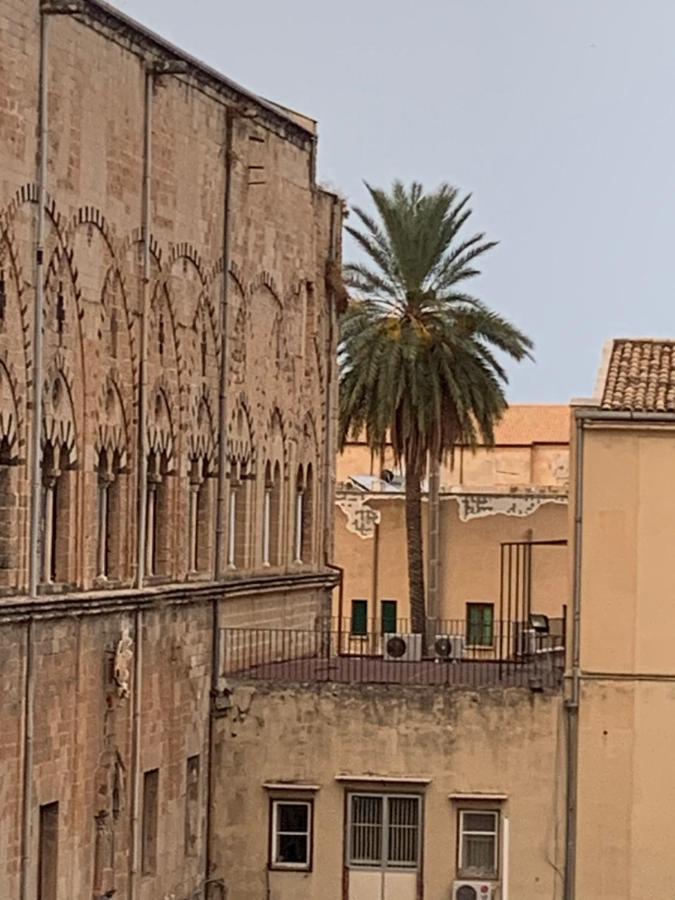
xmin=452 ymin=881 xmax=498 ymax=900
xmin=434 ymin=634 xmax=465 ymax=661
xmin=384 ymin=633 xmax=422 ymax=661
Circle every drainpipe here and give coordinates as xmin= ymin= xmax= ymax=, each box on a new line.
xmin=19 ymin=619 xmax=35 ymax=900
xmin=427 ymin=455 xmax=440 ymax=629
xmin=213 ymin=108 xmax=234 ymax=580
xmin=205 ymin=105 xmax=235 ymax=895
xmin=29 ymin=9 xmax=49 ymax=598
xmin=564 ymin=410 xmax=585 ymax=900
xmin=20 ymin=9 xmax=49 ymax=897
xmin=322 ymin=195 xmax=340 ymax=575
xmin=135 ymin=69 xmax=153 ymax=588
xmin=128 ymin=608 xmax=143 ymax=900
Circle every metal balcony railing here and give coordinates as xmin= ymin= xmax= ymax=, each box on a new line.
xmin=219 ymin=615 xmax=565 ymax=690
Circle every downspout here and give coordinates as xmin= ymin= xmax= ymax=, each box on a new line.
xmin=564 ymin=410 xmax=584 ymax=900
xmin=19 ymin=619 xmax=34 ymax=900
xmin=128 ymin=607 xmax=143 ymax=900
xmin=21 ymin=10 xmax=49 ymax=898
xmin=29 ymin=7 xmax=48 ymax=599
xmin=427 ymin=456 xmax=440 ymax=628
xmin=205 ymin=105 xmax=235 ymax=897
xmin=128 ymin=66 xmax=153 ymax=900
xmin=322 ymin=195 xmax=340 ymax=572
xmin=371 ymin=517 xmax=380 ymax=627
xmin=213 ymin=109 xmax=234 ymax=580
xmin=323 ymin=196 xmax=344 ymax=640
xmin=135 ymin=68 xmax=153 ymax=588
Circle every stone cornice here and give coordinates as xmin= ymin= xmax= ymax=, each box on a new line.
xmin=0 ymin=570 xmax=339 ymax=623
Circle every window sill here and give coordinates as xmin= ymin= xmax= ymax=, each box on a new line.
xmin=268 ymin=864 xmax=312 ymax=873
xmin=457 ymin=872 xmax=499 ymax=881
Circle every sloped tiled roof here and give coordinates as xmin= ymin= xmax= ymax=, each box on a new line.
xmin=600 ymin=339 xmax=675 ymax=412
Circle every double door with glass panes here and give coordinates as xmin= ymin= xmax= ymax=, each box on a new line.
xmin=346 ymin=793 xmax=421 ymax=900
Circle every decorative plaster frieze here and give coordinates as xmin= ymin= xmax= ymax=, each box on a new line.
xmin=453 ymin=493 xmax=566 ymax=522
xmin=336 ymin=494 xmax=381 ymax=539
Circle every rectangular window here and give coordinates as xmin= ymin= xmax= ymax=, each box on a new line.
xmin=351 ymin=599 xmax=368 ymax=636
xmin=141 ymin=768 xmax=159 ymax=876
xmin=38 ymin=802 xmax=59 ymax=900
xmin=458 ymin=810 xmax=499 ymax=878
xmin=348 ymin=793 xmax=421 ymax=870
xmin=185 ymin=756 xmax=200 ymax=857
xmin=467 ymin=603 xmax=494 ymax=647
xmin=381 ymin=600 xmax=397 ymax=634
xmin=270 ymin=799 xmax=312 ymax=870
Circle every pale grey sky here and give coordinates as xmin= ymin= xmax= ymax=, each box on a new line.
xmin=120 ymin=0 xmax=675 ymax=403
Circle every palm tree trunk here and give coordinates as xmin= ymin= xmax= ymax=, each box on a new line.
xmin=405 ymin=460 xmax=426 ymax=635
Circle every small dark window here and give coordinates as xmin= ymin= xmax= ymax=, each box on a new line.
xmin=141 ymin=769 xmax=159 ymax=875
xmin=38 ymin=802 xmax=59 ymax=900
xmin=381 ymin=600 xmax=397 ymax=634
xmin=467 ymin=603 xmax=494 ymax=647
xmin=270 ymin=800 xmax=312 ymax=869
xmin=351 ymin=599 xmax=368 ymax=636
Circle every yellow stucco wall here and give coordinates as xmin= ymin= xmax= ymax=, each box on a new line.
xmin=213 ymin=682 xmax=566 ymax=900
xmin=335 ymin=495 xmax=568 ymax=627
xmin=573 ymin=421 xmax=675 ymax=899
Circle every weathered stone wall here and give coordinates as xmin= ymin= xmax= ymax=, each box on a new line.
xmin=0 ymin=1 xmax=339 ymax=897
xmin=213 ymin=681 xmax=566 ymax=900
xmin=0 ymin=0 xmax=338 ymax=592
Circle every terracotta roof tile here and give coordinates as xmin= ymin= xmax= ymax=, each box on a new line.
xmin=601 ymin=339 xmax=675 ymax=412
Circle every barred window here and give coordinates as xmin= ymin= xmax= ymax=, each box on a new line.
xmin=458 ymin=810 xmax=499 ymax=878
xmin=348 ymin=793 xmax=421 ymax=870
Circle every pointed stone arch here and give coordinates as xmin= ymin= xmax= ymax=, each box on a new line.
xmin=0 ymin=355 xmax=24 ymax=463
xmin=95 ymin=371 xmax=130 ymax=471
xmin=42 ymin=355 xmax=78 ymax=467
xmin=187 ymin=386 xmax=217 ymax=476
xmin=147 ymin=378 xmax=176 ymax=471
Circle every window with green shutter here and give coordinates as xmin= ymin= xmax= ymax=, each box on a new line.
xmin=351 ymin=599 xmax=368 ymax=636
xmin=467 ymin=603 xmax=494 ymax=647
xmin=381 ymin=600 xmax=398 ymax=634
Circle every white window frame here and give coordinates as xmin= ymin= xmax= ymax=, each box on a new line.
xmin=270 ymin=798 xmax=312 ymax=871
xmin=457 ymin=808 xmax=499 ymax=879
xmin=347 ymin=792 xmax=422 ymax=872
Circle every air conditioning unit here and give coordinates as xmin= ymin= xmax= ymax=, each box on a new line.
xmin=384 ymin=633 xmax=422 ymax=661
xmin=452 ymin=881 xmax=498 ymax=900
xmin=515 ymin=627 xmax=538 ymax=657
xmin=434 ymin=634 xmax=465 ymax=661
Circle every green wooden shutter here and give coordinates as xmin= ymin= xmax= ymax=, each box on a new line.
xmin=381 ymin=600 xmax=397 ymax=634
xmin=351 ymin=599 xmax=368 ymax=635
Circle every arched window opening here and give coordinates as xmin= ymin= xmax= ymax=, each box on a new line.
xmin=146 ymin=450 xmax=171 ymax=577
xmin=294 ymin=467 xmax=304 ymax=563
xmin=40 ymin=440 xmax=73 ymax=584
xmin=188 ymin=457 xmax=212 ymax=574
xmin=301 ymin=464 xmax=314 ymax=564
xmin=96 ymin=449 xmax=124 ymax=581
xmin=262 ymin=462 xmax=273 ymax=566
xmin=269 ymin=461 xmax=282 ymax=567
xmin=0 ymin=439 xmax=16 ymax=582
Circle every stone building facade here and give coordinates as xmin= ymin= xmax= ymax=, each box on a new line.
xmin=0 ymin=1 xmax=340 ymax=897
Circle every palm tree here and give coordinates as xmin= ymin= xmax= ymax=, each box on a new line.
xmin=339 ymin=181 xmax=532 ymax=636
